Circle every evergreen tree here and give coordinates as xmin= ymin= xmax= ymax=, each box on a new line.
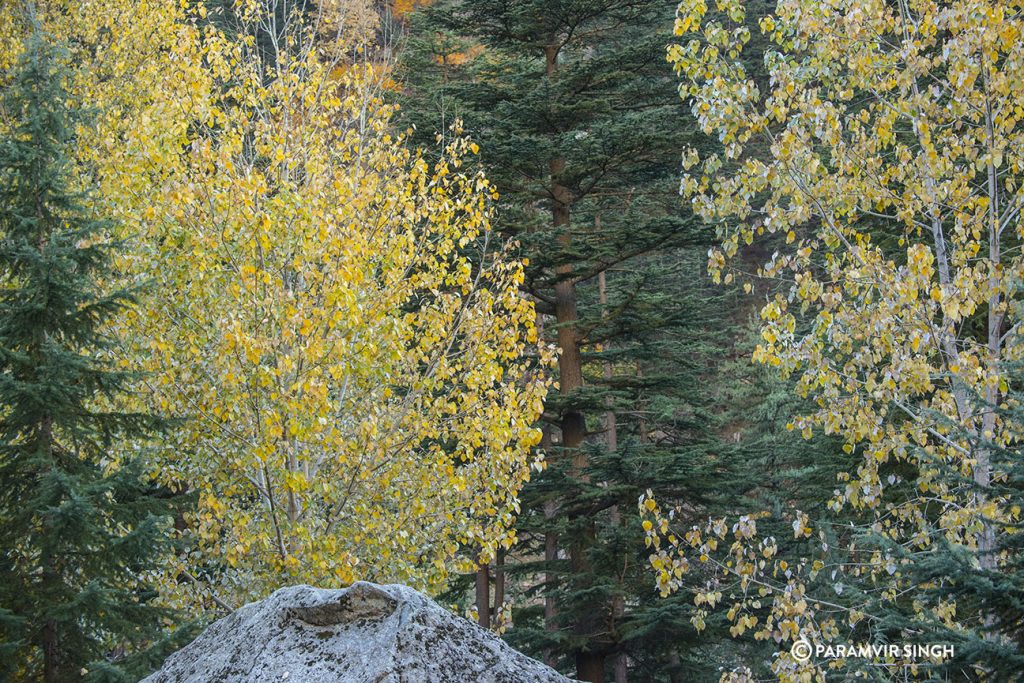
xmin=697 ymin=320 xmax=853 ymax=680
xmin=0 ymin=31 xmax=175 ymax=683
xmin=398 ymin=2 xmax=738 ymax=680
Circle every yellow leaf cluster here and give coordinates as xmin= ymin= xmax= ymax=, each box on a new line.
xmin=2 ymin=0 xmax=553 ymax=612
xmin=655 ymin=0 xmax=1024 ymax=676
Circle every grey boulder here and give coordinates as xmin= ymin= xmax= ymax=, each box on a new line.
xmin=143 ymin=582 xmax=572 ymax=682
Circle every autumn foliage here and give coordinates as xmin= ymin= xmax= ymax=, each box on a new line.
xmin=1 ymin=0 xmax=550 ymax=615
xmin=644 ymin=0 xmax=1024 ymax=678
xmin=4 ymin=0 xmax=1024 ymax=680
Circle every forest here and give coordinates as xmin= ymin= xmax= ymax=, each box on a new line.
xmin=1 ymin=0 xmax=1023 ymax=681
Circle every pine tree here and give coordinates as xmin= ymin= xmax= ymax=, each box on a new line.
xmin=0 ymin=31 xmax=175 ymax=683
xmin=398 ymin=2 xmax=737 ymax=680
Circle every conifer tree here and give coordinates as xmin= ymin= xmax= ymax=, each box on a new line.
xmin=399 ymin=2 xmax=733 ymax=680
xmin=0 ymin=31 xmax=174 ymax=683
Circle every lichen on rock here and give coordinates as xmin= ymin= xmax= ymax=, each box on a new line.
xmin=143 ymin=583 xmax=571 ymax=682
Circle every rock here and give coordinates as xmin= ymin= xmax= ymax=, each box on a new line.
xmin=143 ymin=582 xmax=572 ymax=682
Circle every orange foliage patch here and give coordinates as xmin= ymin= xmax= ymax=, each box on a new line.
xmin=392 ymin=0 xmax=433 ymax=18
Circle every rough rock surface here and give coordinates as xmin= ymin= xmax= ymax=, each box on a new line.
xmin=143 ymin=582 xmax=572 ymax=682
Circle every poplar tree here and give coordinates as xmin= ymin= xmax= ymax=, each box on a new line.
xmin=0 ymin=32 xmax=173 ymax=683
xmin=643 ymin=0 xmax=1024 ymax=676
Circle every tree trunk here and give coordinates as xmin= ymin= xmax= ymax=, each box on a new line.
xmin=978 ymin=86 xmax=1002 ymax=574
xmin=598 ymin=266 xmax=617 ymax=454
xmin=494 ymin=548 xmax=505 ymax=616
xmin=475 ymin=561 xmax=490 ymax=629
xmin=600 ymin=267 xmax=626 ymax=683
xmin=614 ymin=654 xmax=628 ymax=683
xmin=668 ymin=650 xmax=685 ymax=683
xmin=577 ymin=652 xmax=606 ymax=683
xmin=39 ymin=415 xmax=61 ymax=683
xmin=551 ymin=152 xmax=585 ymax=460
xmin=545 ymin=43 xmax=585 ymax=462
xmin=42 ymin=617 xmax=59 ymax=683
xmin=545 ymin=39 xmax=603 ymax=682
xmin=541 ymin=424 xmax=559 ymax=666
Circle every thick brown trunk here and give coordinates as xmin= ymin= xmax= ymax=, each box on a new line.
xmin=552 ymin=161 xmax=584 ymax=461
xmin=577 ymin=651 xmax=607 ymax=683
xmin=475 ymin=562 xmax=490 ymax=629
xmin=546 ymin=37 xmax=604 ymax=682
xmin=545 ymin=46 xmax=582 ymax=458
